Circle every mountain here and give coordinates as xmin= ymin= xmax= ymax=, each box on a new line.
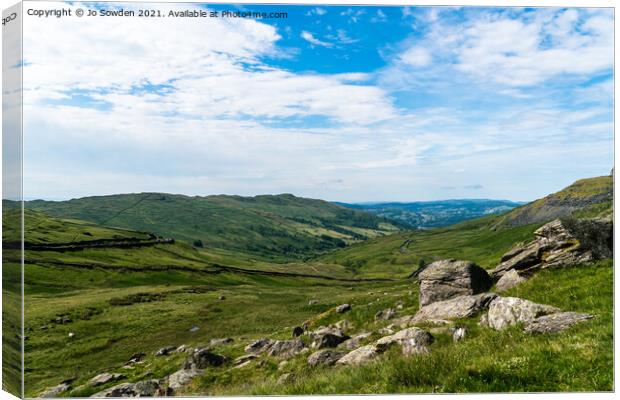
xmin=494 ymin=175 xmax=613 ymax=228
xmin=336 ymin=199 xmax=523 ymax=229
xmin=14 ymin=193 xmax=404 ymax=261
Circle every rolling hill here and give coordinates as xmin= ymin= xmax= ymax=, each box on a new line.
xmin=336 ymin=199 xmax=523 ymax=229
xmin=12 ymin=193 xmax=404 ymax=261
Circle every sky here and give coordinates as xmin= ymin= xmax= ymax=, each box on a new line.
xmin=18 ymin=2 xmax=614 ymax=202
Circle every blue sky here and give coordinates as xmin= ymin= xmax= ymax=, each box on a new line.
xmin=21 ymin=3 xmax=614 ymax=202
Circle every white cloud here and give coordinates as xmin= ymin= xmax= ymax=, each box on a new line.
xmin=400 ymin=47 xmax=432 ymax=67
xmin=300 ymin=31 xmax=333 ymax=48
xmin=306 ymin=7 xmax=327 ymax=16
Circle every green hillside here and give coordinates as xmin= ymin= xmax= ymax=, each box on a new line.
xmin=495 ymin=175 xmax=613 ymax=227
xmin=17 ymin=193 xmax=403 ymax=261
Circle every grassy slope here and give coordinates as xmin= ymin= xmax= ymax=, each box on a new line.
xmin=496 ymin=175 xmax=613 ymax=227
xmin=17 ymin=193 xmax=402 ymax=262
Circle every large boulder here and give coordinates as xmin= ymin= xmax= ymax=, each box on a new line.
xmin=492 ymin=218 xmax=613 ymax=280
xmin=336 ymin=345 xmax=380 ymax=366
xmin=310 ymin=326 xmax=349 ymax=349
xmin=486 ymin=297 xmax=560 ymax=330
xmin=524 ymin=311 xmax=594 ymax=334
xmin=266 ymin=339 xmax=307 ymax=359
xmin=495 ymin=269 xmax=527 ymax=292
xmin=185 ymin=348 xmax=227 ymax=369
xmin=418 ymin=260 xmax=493 ymax=307
xmin=167 ymin=369 xmax=199 ymax=391
xmin=90 ymin=380 xmax=162 ymax=397
xmin=245 ymin=338 xmax=274 ymax=354
xmin=413 ymin=293 xmax=497 ymax=323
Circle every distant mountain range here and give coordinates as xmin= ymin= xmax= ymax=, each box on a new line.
xmin=335 ymin=199 xmax=525 ymax=229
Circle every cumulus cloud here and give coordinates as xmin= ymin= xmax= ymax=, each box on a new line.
xmin=300 ymin=30 xmax=334 ymax=47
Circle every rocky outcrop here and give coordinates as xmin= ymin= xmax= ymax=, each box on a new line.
xmin=245 ymin=338 xmax=274 ymax=354
xmin=524 ymin=312 xmax=594 ymax=334
xmin=413 ymin=293 xmax=497 ymax=323
xmin=492 ymin=218 xmax=612 ymax=280
xmin=487 ymin=297 xmax=560 ymax=330
xmin=185 ymin=348 xmax=227 ymax=369
xmin=375 ymin=327 xmax=433 ymax=354
xmin=307 ymin=349 xmax=346 ymax=366
xmin=90 ymin=373 xmax=125 ymax=387
xmin=266 ymin=339 xmax=307 ymax=359
xmin=310 ymin=326 xmax=350 ymax=349
xmin=168 ymin=369 xmax=199 ymax=391
xmin=418 ymin=260 xmax=493 ymax=307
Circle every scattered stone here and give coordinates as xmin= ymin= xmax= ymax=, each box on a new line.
xmin=378 ymin=325 xmax=395 ymax=335
xmin=307 ymin=349 xmax=346 ymax=367
xmin=90 ymin=373 xmax=125 ymax=387
xmin=375 ymin=327 xmax=433 ymax=354
xmin=189 ymin=325 xmax=200 ymax=332
xmin=292 ymin=326 xmax=304 ymax=337
xmin=176 ymin=345 xmax=188 ymax=353
xmin=245 ymin=338 xmax=274 ymax=354
xmin=167 ymin=368 xmax=200 ymax=391
xmin=495 ymin=269 xmax=528 ymax=292
xmin=39 ymin=383 xmax=71 ymax=398
xmin=54 ymin=315 xmax=72 ymax=324
xmin=185 ymin=348 xmax=227 ymax=369
xmin=267 ymin=339 xmax=307 ymax=359
xmin=341 ymin=332 xmax=372 ymax=350
xmin=524 ymin=312 xmax=594 ymax=334
xmin=451 ymin=326 xmax=467 ymax=342
xmin=154 ymin=346 xmax=176 ymax=356
xmin=336 ymin=345 xmax=379 ymax=366
xmin=68 ymin=332 xmax=75 ymax=339
xmin=335 ymin=304 xmax=352 ymax=313
xmin=395 ymin=301 xmax=404 ymax=310
xmin=233 ymin=354 xmax=257 ymax=366
xmin=310 ymin=326 xmax=350 ymax=349
xmin=413 ymin=293 xmax=497 ymax=323
xmin=308 ymin=300 xmax=319 ymax=305
xmin=418 ymin=259 xmax=493 ymax=307
xmin=209 ymin=338 xmax=234 ymax=347
xmin=375 ymin=308 xmax=396 ymax=321
xmin=277 ymin=373 xmax=295 ymax=385
xmin=218 ymin=295 xmax=226 ymax=300
xmin=127 ymin=352 xmax=146 ymax=364
xmin=487 ymin=296 xmax=560 ymax=330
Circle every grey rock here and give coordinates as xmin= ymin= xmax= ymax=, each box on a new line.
xmin=292 ymin=326 xmax=304 ymax=337
xmin=245 ymin=338 xmax=274 ymax=354
xmin=90 ymin=373 xmax=125 ymax=387
xmin=168 ymin=369 xmax=199 ymax=391
xmin=39 ymin=383 xmax=71 ymax=398
xmin=495 ymin=269 xmax=527 ymax=292
xmin=266 ymin=339 xmax=307 ymax=359
xmin=277 ymin=373 xmax=295 ymax=385
xmin=185 ymin=348 xmax=227 ymax=369
xmin=487 ymin=296 xmax=560 ymax=330
xmin=375 ymin=327 xmax=433 ymax=353
xmin=451 ymin=326 xmax=467 ymax=342
xmin=401 ymin=338 xmax=431 ymax=356
xmin=374 ymin=308 xmax=396 ymax=321
xmin=335 ymin=345 xmax=380 ymax=366
xmin=335 ymin=304 xmax=352 ymax=313
xmin=90 ymin=380 xmax=161 ymax=398
xmin=418 ymin=259 xmax=493 ymax=307
xmin=209 ymin=338 xmax=234 ymax=347
xmin=341 ymin=332 xmax=372 ymax=350
xmin=154 ymin=346 xmax=176 ymax=356
xmin=307 ymin=349 xmax=346 ymax=366
xmin=413 ymin=293 xmax=497 ymax=323
xmin=524 ymin=311 xmax=594 ymax=334
xmin=310 ymin=326 xmax=349 ymax=349
xmin=308 ymin=300 xmax=319 ymax=305
xmin=233 ymin=354 xmax=257 ymax=366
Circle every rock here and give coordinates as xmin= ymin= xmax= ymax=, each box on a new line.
xmin=90 ymin=380 xmax=161 ymax=397
xmin=68 ymin=332 xmax=75 ymax=338
xmin=176 ymin=345 xmax=188 ymax=353
xmin=233 ymin=354 xmax=257 ymax=366
xmin=154 ymin=346 xmax=176 ymax=356
xmin=335 ymin=304 xmax=352 ymax=313
xmin=186 ymin=348 xmax=227 ymax=369
xmin=127 ymin=352 xmax=145 ymax=364
xmin=218 ymin=295 xmax=226 ymax=300
xmin=266 ymin=339 xmax=307 ymax=359
xmin=277 ymin=373 xmax=295 ymax=385
xmin=418 ymin=259 xmax=493 ymax=307
xmin=90 ymin=373 xmax=125 ymax=387
xmin=492 ymin=218 xmax=612 ymax=279
xmin=310 ymin=326 xmax=349 ymax=349
xmin=495 ymin=269 xmax=527 ymax=292
xmin=189 ymin=325 xmax=200 ymax=332
xmin=292 ymin=326 xmax=304 ymax=337
xmin=39 ymin=383 xmax=71 ymax=398
xmin=375 ymin=308 xmax=396 ymax=321
xmin=524 ymin=312 xmax=594 ymax=334
xmin=401 ymin=338 xmax=431 ymax=356
xmin=336 ymin=345 xmax=380 ymax=366
xmin=378 ymin=326 xmax=395 ymax=335
xmin=168 ymin=369 xmax=200 ymax=391
xmin=451 ymin=326 xmax=467 ymax=342
xmin=245 ymin=338 xmax=274 ymax=354
xmin=307 ymin=349 xmax=346 ymax=367
xmin=341 ymin=332 xmax=372 ymax=350
xmin=413 ymin=293 xmax=497 ymax=323
xmin=209 ymin=338 xmax=234 ymax=347
xmin=375 ymin=327 xmax=433 ymax=353
xmin=487 ymin=297 xmax=560 ymax=330
xmin=308 ymin=300 xmax=319 ymax=305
